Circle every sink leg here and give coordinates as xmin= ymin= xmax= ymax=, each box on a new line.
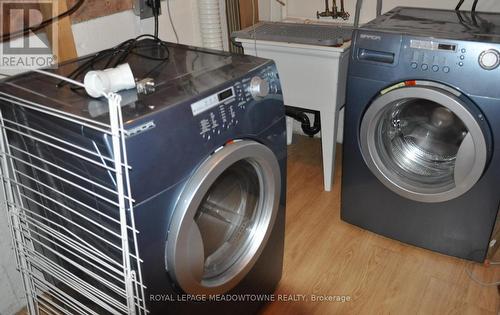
xmin=320 ymin=108 xmax=339 ymax=192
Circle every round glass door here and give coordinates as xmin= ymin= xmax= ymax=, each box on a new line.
xmin=166 ymin=140 xmax=281 ymax=295
xmin=360 ymin=84 xmax=488 ymax=203
xmin=195 ymin=160 xmax=261 ymax=280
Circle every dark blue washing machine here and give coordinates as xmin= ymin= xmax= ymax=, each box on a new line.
xmin=0 ymin=42 xmax=286 ymax=314
xmin=342 ymin=7 xmax=500 ymax=262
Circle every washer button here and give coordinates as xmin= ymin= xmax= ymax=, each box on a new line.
xmin=459 ymin=62 xmax=464 ymax=67
xmin=432 ymin=65 xmax=439 ymax=72
xmin=443 ymin=66 xmax=450 ymax=73
xmin=421 ymin=64 xmax=429 ymax=71
xmin=461 ymin=48 xmax=466 ymax=53
xmin=460 ymin=55 xmax=465 ymax=60
xmin=410 ymin=62 xmax=418 ymax=69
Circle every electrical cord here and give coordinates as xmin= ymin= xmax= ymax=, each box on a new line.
xmin=456 ymin=10 xmax=474 ymax=30
xmin=154 ymin=10 xmax=159 ymax=38
xmin=149 ymin=0 xmax=160 ymax=38
xmin=455 ymin=0 xmax=465 ymax=11
xmin=1 ymin=0 xmax=85 ymax=42
xmin=472 ymin=0 xmax=479 ymax=13
xmin=155 ymin=16 xmax=159 ymax=38
xmin=466 ymin=262 xmax=500 ymax=287
xmin=57 ymin=35 xmax=170 ymax=89
xmin=167 ymin=0 xmax=179 ymax=43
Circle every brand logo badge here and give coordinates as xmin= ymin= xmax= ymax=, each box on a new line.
xmin=125 ymin=121 xmax=156 ymax=138
xmin=359 ymin=34 xmax=382 ymax=41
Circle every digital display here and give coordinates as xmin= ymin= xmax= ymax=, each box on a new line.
xmin=191 ymin=87 xmax=235 ymax=116
xmin=438 ymin=44 xmax=456 ymax=51
xmin=218 ymin=89 xmax=234 ymax=101
xmin=410 ymin=40 xmax=457 ymax=52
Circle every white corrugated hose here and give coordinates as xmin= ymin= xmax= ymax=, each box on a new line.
xmin=198 ymin=0 xmax=224 ymax=50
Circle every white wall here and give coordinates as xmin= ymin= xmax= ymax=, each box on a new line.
xmin=73 ymin=0 xmax=202 ymax=56
xmin=259 ymin=0 xmax=284 ymax=21
xmin=282 ymin=0 xmax=500 ymax=24
xmin=0 ymin=2 xmax=203 ymax=314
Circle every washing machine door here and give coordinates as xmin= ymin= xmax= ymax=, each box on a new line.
xmin=166 ymin=140 xmax=281 ymax=295
xmin=360 ymin=82 xmax=489 ymax=203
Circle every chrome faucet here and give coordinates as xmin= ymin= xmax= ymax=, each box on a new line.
xmin=317 ymin=0 xmax=350 ymax=20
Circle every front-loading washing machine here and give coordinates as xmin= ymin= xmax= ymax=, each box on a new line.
xmin=341 ymin=7 xmax=500 ymax=262
xmin=0 ymin=41 xmax=286 ymax=314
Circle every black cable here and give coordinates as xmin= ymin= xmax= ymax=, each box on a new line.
xmin=472 ymin=0 xmax=479 ymax=13
xmin=1 ymin=0 xmax=85 ymax=43
xmin=58 ymin=35 xmax=170 ymax=89
xmin=456 ymin=11 xmax=474 ymax=30
xmin=61 ymin=41 xmax=134 ymax=83
xmin=142 ymin=56 xmax=169 ymax=78
xmin=58 ymin=41 xmax=136 ymax=87
xmin=471 ymin=12 xmax=479 ymax=27
xmin=151 ymin=0 xmax=160 ymax=38
xmin=455 ymin=0 xmax=465 ymax=11
xmin=154 ymin=15 xmax=159 ymax=38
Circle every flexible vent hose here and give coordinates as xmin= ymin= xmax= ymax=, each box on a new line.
xmin=198 ymin=0 xmax=224 ymax=50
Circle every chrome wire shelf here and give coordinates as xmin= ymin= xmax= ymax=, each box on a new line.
xmin=0 ymin=92 xmax=147 ymax=315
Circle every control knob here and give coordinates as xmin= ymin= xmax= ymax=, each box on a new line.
xmin=479 ymin=49 xmax=500 ymax=70
xmin=249 ymin=76 xmax=270 ymax=100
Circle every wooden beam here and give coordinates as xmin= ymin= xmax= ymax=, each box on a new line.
xmin=40 ymin=0 xmax=78 ymax=63
xmin=239 ymin=0 xmax=259 ymax=29
xmin=67 ymin=0 xmax=133 ymax=24
xmin=55 ymin=0 xmax=78 ymax=62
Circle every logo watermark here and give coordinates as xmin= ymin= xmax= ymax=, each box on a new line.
xmin=1 ymin=0 xmax=58 ymax=70
xmin=149 ymin=293 xmax=352 ymax=303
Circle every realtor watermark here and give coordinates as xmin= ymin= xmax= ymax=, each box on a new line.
xmin=149 ymin=294 xmax=352 ymax=303
xmin=1 ymin=0 xmax=58 ymax=70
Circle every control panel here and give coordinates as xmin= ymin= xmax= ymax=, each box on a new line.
xmin=405 ymin=39 xmax=463 ymax=74
xmin=404 ymin=37 xmax=500 ymax=74
xmin=351 ymin=31 xmax=500 ymax=99
xmin=191 ymin=66 xmax=281 ymax=141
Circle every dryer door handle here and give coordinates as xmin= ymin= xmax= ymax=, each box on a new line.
xmin=358 ymin=48 xmax=395 ymax=64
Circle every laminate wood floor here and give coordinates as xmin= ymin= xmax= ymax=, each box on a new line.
xmin=261 ymin=135 xmax=500 ymax=315
xmin=13 ymin=135 xmax=500 ymax=315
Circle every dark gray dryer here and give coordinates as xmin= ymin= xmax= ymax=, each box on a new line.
xmin=342 ymin=7 xmax=500 ymax=262
xmin=0 ymin=41 xmax=286 ymax=314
